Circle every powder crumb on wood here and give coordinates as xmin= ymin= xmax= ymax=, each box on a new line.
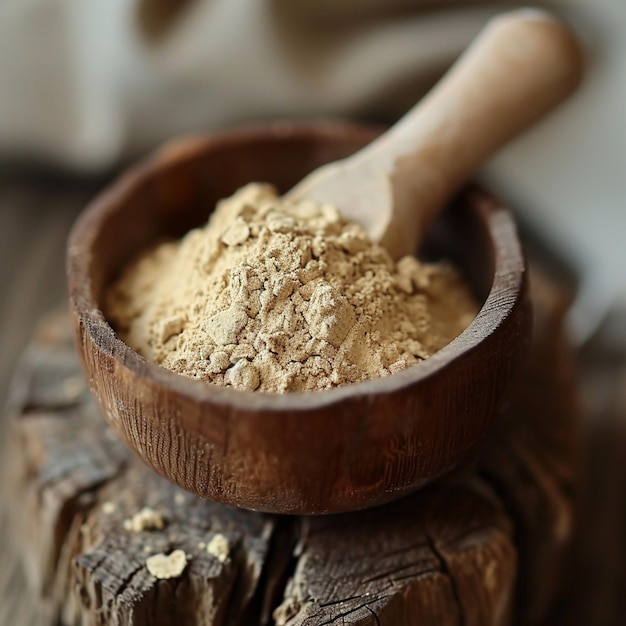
xmin=123 ymin=507 xmax=166 ymax=532
xmin=101 ymin=502 xmax=117 ymax=515
xmin=107 ymin=183 xmax=478 ymax=392
xmin=273 ymin=579 xmax=309 ymax=625
xmin=146 ymin=549 xmax=188 ymax=579
xmin=273 ymin=598 xmax=301 ymax=626
xmin=206 ymin=533 xmax=230 ymax=562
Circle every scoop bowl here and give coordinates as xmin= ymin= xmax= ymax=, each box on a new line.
xmin=67 ymin=121 xmax=531 ymax=514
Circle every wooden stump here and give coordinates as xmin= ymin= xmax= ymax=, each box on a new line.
xmin=0 ymin=269 xmax=581 ymax=626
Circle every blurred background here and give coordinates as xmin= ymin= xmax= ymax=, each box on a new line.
xmin=0 ymin=0 xmax=624 ymax=411
xmin=0 ymin=1 xmax=625 ymax=624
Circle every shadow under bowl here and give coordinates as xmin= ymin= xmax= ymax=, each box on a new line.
xmin=67 ymin=121 xmax=531 ymax=514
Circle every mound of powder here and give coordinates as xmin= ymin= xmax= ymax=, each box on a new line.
xmin=106 ymin=183 xmax=478 ymax=393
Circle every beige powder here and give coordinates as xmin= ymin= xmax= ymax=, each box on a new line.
xmin=146 ymin=550 xmax=188 ymax=579
xmin=106 ymin=183 xmax=478 ymax=393
xmin=123 ymin=507 xmax=166 ymax=533
xmin=206 ymin=534 xmax=230 ymax=563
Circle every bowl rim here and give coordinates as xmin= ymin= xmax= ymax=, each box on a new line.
xmin=67 ymin=120 xmax=527 ymax=412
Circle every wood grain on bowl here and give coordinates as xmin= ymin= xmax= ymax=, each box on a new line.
xmin=67 ymin=122 xmax=531 ymax=514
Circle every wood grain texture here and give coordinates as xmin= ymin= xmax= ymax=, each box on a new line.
xmin=0 ymin=179 xmax=90 ymax=429
xmin=3 ymin=311 xmax=279 ymax=626
xmin=0 ymin=177 xmax=97 ymax=626
xmin=67 ymin=122 xmax=531 ymax=514
xmin=1 ymin=263 xmax=580 ymax=625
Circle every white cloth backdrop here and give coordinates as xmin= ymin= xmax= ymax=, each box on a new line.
xmin=0 ymin=0 xmax=624 ymax=340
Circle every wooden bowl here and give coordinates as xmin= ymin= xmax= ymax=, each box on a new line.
xmin=67 ymin=121 xmax=531 ymax=514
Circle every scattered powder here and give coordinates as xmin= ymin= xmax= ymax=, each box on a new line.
xmin=273 ymin=578 xmax=310 ymax=625
xmin=101 ymin=502 xmax=117 ymax=515
xmin=206 ymin=534 xmax=230 ymax=563
xmin=273 ymin=598 xmax=300 ymax=626
xmin=107 ymin=183 xmax=478 ymax=393
xmin=123 ymin=507 xmax=166 ymax=532
xmin=146 ymin=549 xmax=188 ymax=579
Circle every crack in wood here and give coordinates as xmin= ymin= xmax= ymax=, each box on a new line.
xmin=247 ymin=517 xmax=299 ymax=625
xmin=364 ymin=605 xmax=381 ymax=626
xmin=318 ymin=593 xmax=370 ymax=608
xmin=313 ymin=598 xmax=387 ymax=626
xmin=110 ymin=562 xmax=147 ymax=601
xmin=361 ymin=562 xmax=439 ymax=585
xmin=425 ymin=532 xmax=465 ymax=626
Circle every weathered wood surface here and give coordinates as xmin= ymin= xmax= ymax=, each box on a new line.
xmin=0 ymin=176 xmax=90 ymax=419
xmin=0 ymin=265 xmax=582 ymax=626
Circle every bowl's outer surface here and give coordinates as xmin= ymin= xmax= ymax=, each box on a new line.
xmin=67 ymin=121 xmax=531 ymax=514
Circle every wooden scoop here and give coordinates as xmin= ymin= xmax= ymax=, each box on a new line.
xmin=288 ymin=9 xmax=584 ymax=259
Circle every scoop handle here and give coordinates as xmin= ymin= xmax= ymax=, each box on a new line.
xmin=366 ymin=9 xmax=583 ymax=257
